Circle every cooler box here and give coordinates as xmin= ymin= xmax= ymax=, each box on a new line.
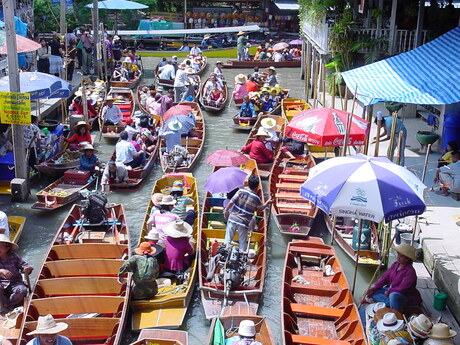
xmin=63 ymin=169 xmax=91 ymax=185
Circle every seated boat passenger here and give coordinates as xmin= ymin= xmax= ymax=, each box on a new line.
xmin=207 ymin=88 xmax=224 ymax=107
xmin=170 ymin=180 xmax=195 ymax=225
xmin=101 ymin=96 xmax=123 ymax=126
xmin=241 ymin=128 xmax=274 ymax=164
xmin=280 ymin=138 xmax=306 ymax=160
xmin=144 ymin=230 xmax=165 ymax=271
xmin=115 ymin=131 xmax=146 ymax=168
xmin=139 ymin=130 xmax=157 ymax=155
xmin=79 ymin=143 xmax=100 ymax=173
xmin=238 ymin=96 xmax=256 ymax=118
xmin=158 ymin=61 xmax=176 ymax=81
xmin=159 ymin=120 xmax=182 ymax=153
xmin=226 ymin=320 xmax=262 ymax=345
xmin=147 ymin=195 xmax=180 ymax=244
xmin=138 ymin=86 xmax=150 ymax=107
xmin=26 ymin=315 xmax=71 ymax=345
xmin=69 ymin=95 xmax=97 ymax=119
xmin=101 ymin=161 xmax=128 ymax=191
xmin=232 ymin=74 xmax=248 ymax=99
xmin=65 ymin=120 xmax=92 ymax=151
xmin=264 ymin=66 xmax=278 ymax=87
xmin=259 ymin=92 xmax=277 ymax=113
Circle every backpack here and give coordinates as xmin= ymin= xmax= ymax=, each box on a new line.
xmin=83 ymin=193 xmax=107 ymax=224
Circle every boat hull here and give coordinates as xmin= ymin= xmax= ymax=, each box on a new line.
xmin=223 ymin=60 xmax=301 ymax=69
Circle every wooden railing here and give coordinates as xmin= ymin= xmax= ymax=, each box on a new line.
xmin=301 ymin=20 xmax=330 ymax=55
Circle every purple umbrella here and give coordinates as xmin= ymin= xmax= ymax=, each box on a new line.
xmin=204 ymin=167 xmax=248 ymax=194
xmin=164 ymin=114 xmax=195 ymax=135
xmin=289 ymin=39 xmax=303 ymax=45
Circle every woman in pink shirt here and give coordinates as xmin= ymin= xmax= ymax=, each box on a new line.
xmin=147 ymin=195 xmax=180 ymax=244
xmin=163 ymin=220 xmax=195 ymax=274
xmin=232 ymin=74 xmax=248 ymax=99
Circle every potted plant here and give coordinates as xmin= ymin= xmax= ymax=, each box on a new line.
xmin=416 ymin=114 xmax=439 ymax=148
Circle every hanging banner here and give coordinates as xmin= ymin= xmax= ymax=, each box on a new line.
xmin=0 ymin=91 xmax=31 ymax=125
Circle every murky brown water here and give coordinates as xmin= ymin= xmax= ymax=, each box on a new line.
xmin=0 ymin=56 xmax=373 ymax=345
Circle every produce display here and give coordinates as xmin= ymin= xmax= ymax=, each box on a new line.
xmin=51 ymin=150 xmax=81 ymax=164
xmin=37 ymin=189 xmax=69 ymax=197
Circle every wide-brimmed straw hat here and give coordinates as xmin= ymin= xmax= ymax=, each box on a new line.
xmin=185 ymin=67 xmax=195 ymax=74
xmin=178 ymin=62 xmax=187 ymax=69
xmin=266 ymin=66 xmax=277 ymax=73
xmin=151 ymin=193 xmax=163 ymax=206
xmin=27 ymin=315 xmax=68 ymax=335
xmin=408 ymin=314 xmax=433 ymax=339
xmin=106 ymin=96 xmax=115 ymax=101
xmin=160 ymin=195 xmax=177 ymax=206
xmin=374 ymin=308 xmax=403 ymax=323
xmin=163 ymin=220 xmax=192 ymax=238
xmin=376 ymin=312 xmax=405 ymax=332
xmin=134 ymin=242 xmax=157 ymax=255
xmin=216 ymin=61 xmax=223 ymax=65
xmin=365 ymin=302 xmax=386 ymax=318
xmin=237 ymin=31 xmax=245 ymax=36
xmin=392 ymin=243 xmax=417 ymax=261
xmin=144 ymin=230 xmax=160 ymax=241
xmin=168 ymin=119 xmax=183 ymax=131
xmin=255 ymin=127 xmax=270 ymax=138
xmin=79 ymin=143 xmax=98 ymax=153
xmin=238 ymin=320 xmax=256 ymax=337
xmin=428 ymin=323 xmax=457 ymax=339
xmin=261 ymin=117 xmax=277 ymax=130
xmin=73 ymin=120 xmax=91 ymax=131
xmin=234 ymin=74 xmax=247 ymax=84
xmin=0 ymin=234 xmax=18 ymax=251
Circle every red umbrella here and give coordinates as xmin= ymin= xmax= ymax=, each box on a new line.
xmin=285 ymin=108 xmax=370 ymax=147
xmin=163 ymin=104 xmax=193 ymax=122
xmin=272 ymin=42 xmax=289 ymax=51
xmin=206 ymin=149 xmax=249 ymax=166
xmin=0 ymin=35 xmax=41 ymax=54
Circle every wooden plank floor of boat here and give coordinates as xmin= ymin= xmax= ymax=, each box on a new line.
xmin=132 ymin=307 xmax=187 ymax=330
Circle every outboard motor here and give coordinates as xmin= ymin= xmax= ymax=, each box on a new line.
xmin=221 ymin=246 xmax=245 ymax=293
xmin=80 ymin=190 xmax=108 ymax=225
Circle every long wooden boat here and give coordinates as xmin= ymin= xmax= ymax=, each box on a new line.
xmin=35 ymin=150 xmax=82 ymax=178
xmin=241 ymin=114 xmax=286 ymax=178
xmin=268 ymin=152 xmax=317 ymax=237
xmin=137 ymin=46 xmax=258 ymax=59
xmin=32 ymin=173 xmax=96 ymax=211
xmin=223 ymin=59 xmax=301 ymax=69
xmin=111 ymin=57 xmax=143 ymax=89
xmin=159 ymin=101 xmax=205 ymax=174
xmin=233 ymin=88 xmax=290 ymax=108
xmin=131 ymin=174 xmax=198 ymax=330
xmin=182 ymin=55 xmax=208 ymax=75
xmin=324 ymin=216 xmax=381 ymax=266
xmin=199 ymin=158 xmax=267 ymax=319
xmin=199 ymin=77 xmax=228 ymax=113
xmin=282 ymin=238 xmax=366 ymax=345
xmin=99 ymin=87 xmax=135 ymax=141
xmin=131 ymin=329 xmax=188 ymax=345
xmin=8 ymin=216 xmax=25 ymax=244
xmin=19 ymin=203 xmax=131 ymax=345
xmin=207 ymin=315 xmax=275 ymax=345
xmin=281 ymin=98 xmax=310 ymax=123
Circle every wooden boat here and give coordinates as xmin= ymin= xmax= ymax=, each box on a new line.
xmin=324 ymin=216 xmax=381 ymax=266
xmin=207 ymin=315 xmax=275 ymax=345
xmin=19 ymin=203 xmax=131 ymax=345
xmin=230 ymin=113 xmax=258 ymax=131
xmin=241 ymin=114 xmax=286 ymax=178
xmin=159 ymin=102 xmax=205 ymax=174
xmin=131 ymin=174 xmax=198 ymax=330
xmin=137 ymin=46 xmax=258 ymax=59
xmin=282 ymin=238 xmax=366 ymax=345
xmin=35 ymin=150 xmax=81 ymax=178
xmin=223 ymin=59 xmax=301 ymax=69
xmin=131 ymin=329 xmax=188 ymax=345
xmin=268 ymin=152 xmax=317 ymax=237
xmin=181 ymin=55 xmax=208 ymax=75
xmin=199 ymin=158 xmax=267 ymax=319
xmin=111 ymin=57 xmax=143 ymax=89
xmin=233 ymin=88 xmax=290 ymax=108
xmin=8 ymin=216 xmax=25 ymax=244
xmin=32 ymin=171 xmax=96 ymax=211
xmin=99 ymin=87 xmax=135 ymax=141
xmin=136 ymin=84 xmax=151 ymax=114
xmin=199 ymin=77 xmax=228 ymax=113
xmin=281 ymin=98 xmax=310 ymax=123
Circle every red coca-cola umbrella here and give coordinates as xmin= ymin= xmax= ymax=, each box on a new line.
xmin=285 ymin=108 xmax=370 ymax=147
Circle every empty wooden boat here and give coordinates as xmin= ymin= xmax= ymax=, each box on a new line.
xmin=131 ymin=174 xmax=198 ymax=330
xmin=111 ymin=57 xmax=143 ymax=89
xmin=199 ymin=158 xmax=267 ymax=319
xmin=8 ymin=216 xmax=25 ymax=244
xmin=324 ymin=216 xmax=381 ymax=266
xmin=99 ymin=87 xmax=135 ymax=141
xmin=159 ymin=102 xmax=205 ymax=173
xmin=207 ymin=315 xmax=275 ymax=345
xmin=269 ymin=152 xmax=317 ymax=237
xmin=282 ymin=238 xmax=366 ymax=345
xmin=241 ymin=114 xmax=286 ymax=179
xmin=199 ymin=77 xmax=228 ymax=113
xmin=281 ymin=98 xmax=310 ymax=123
xmin=131 ymin=329 xmax=188 ymax=345
xmin=35 ymin=150 xmax=82 ymax=178
xmin=19 ymin=202 xmax=131 ymax=345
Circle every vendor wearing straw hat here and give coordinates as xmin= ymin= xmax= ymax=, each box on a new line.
xmin=0 ymin=234 xmax=32 ymax=314
xmin=79 ymin=143 xmax=100 ymax=173
xmin=362 ymin=243 xmax=421 ymax=317
xmin=26 ymin=314 xmax=70 ymax=345
xmin=118 ymin=242 xmax=160 ymax=300
xmin=241 ymin=127 xmax=274 ymax=164
xmin=265 ymin=66 xmax=278 ymax=87
xmin=233 ymin=74 xmax=248 ymax=100
xmin=237 ymin=31 xmax=247 ymax=61
xmin=65 ymin=121 xmax=92 ymax=151
xmin=101 ymin=96 xmax=123 ymax=126
xmin=260 ymin=117 xmax=279 ymax=151
xmin=163 ymin=220 xmax=195 ymax=277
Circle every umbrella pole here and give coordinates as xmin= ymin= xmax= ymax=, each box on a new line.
xmin=387 ymin=112 xmax=398 ymax=162
xmin=330 ymin=215 xmax=337 ymax=245
xmin=341 ymin=113 xmax=352 ymax=156
xmin=351 ymin=219 xmax=363 ymax=295
xmin=373 ymin=112 xmax=383 ymax=157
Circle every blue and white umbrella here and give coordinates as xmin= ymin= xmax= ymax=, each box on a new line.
xmin=300 ymin=154 xmax=426 ymax=223
xmin=164 ymin=115 xmax=195 ymax=135
xmin=0 ymin=72 xmax=63 ymax=100
xmin=48 ymin=80 xmax=72 ymax=99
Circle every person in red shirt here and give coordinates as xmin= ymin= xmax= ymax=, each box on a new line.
xmin=245 ymin=75 xmax=260 ymax=93
xmin=241 ymin=127 xmax=273 ymax=164
xmin=65 ymin=121 xmax=92 ymax=151
xmin=69 ymin=95 xmax=97 ymax=119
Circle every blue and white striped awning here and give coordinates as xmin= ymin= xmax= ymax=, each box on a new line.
xmin=342 ymin=26 xmax=460 ymax=106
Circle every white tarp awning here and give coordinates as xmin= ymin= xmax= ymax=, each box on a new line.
xmin=113 ymin=25 xmax=261 ymax=37
xmin=274 ymin=2 xmax=300 ymax=10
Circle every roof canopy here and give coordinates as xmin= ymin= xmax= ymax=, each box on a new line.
xmin=113 ymin=25 xmax=261 ymax=37
xmin=342 ymin=26 xmax=460 ymax=106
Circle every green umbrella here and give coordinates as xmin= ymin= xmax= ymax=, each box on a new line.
xmin=212 ymin=317 xmax=226 ymax=345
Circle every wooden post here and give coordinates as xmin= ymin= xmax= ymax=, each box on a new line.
xmin=351 ymin=219 xmax=363 ymax=295
xmin=396 ymin=131 xmax=404 ymax=165
xmin=414 ymin=0 xmax=425 ymax=48
xmin=305 ymin=42 xmax=312 ymax=102
xmin=344 ymin=87 xmax=349 ymax=112
xmin=92 ymin=0 xmax=100 ymax=77
xmin=341 ymin=113 xmax=352 ymax=156
xmin=388 ymin=0 xmax=398 ymax=55
xmin=321 ymin=59 xmax=326 ymax=107
xmin=374 ymin=111 xmax=383 ymax=157
xmin=387 ymin=112 xmax=398 ymax=162
xmin=60 ymin=0 xmax=66 ymax=36
xmin=363 ymin=105 xmax=373 ymax=155
xmin=331 ymin=75 xmax=336 ymax=109
xmin=312 ymin=59 xmax=319 ymax=108
xmin=3 ymin=0 xmax=29 ymax=199
xmin=330 ymin=216 xmax=337 ymax=245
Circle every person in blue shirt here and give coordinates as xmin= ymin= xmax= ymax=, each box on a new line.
xmin=374 ymin=114 xmax=407 ymax=166
xmin=79 ymin=143 xmax=100 ymax=173
xmin=26 ymin=314 xmax=72 ymax=345
xmin=239 ymin=95 xmax=256 ymax=118
xmin=260 ymin=92 xmax=277 ymax=112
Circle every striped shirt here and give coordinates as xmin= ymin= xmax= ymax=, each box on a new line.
xmin=228 ymin=188 xmax=262 ymax=227
xmin=148 ymin=210 xmax=180 ymax=241
xmin=172 ymin=196 xmax=194 ymax=220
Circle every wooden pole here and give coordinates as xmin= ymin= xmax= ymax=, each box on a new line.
xmin=341 ymin=113 xmax=352 ymax=156
xmin=92 ymin=0 xmax=100 ymax=77
xmin=396 ymin=131 xmax=404 ymax=165
xmin=387 ymin=112 xmax=398 ymax=162
xmin=305 ymin=42 xmax=312 ymax=102
xmin=60 ymin=0 xmax=66 ymax=37
xmin=343 ymin=87 xmax=349 ymax=112
xmin=351 ymin=219 xmax=363 ymax=295
xmin=330 ymin=216 xmax=337 ymax=245
xmin=331 ymin=75 xmax=336 ymax=109
xmin=321 ymin=60 xmax=326 ymax=107
xmin=312 ymin=59 xmax=319 ymax=108
xmin=374 ymin=111 xmax=383 ymax=157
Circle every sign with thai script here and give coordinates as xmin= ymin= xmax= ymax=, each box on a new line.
xmin=0 ymin=92 xmax=31 ymax=125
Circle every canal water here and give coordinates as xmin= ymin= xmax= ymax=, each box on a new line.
xmin=0 ymin=57 xmax=377 ymax=345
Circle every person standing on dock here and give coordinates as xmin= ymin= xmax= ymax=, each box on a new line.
xmin=236 ymin=31 xmax=247 ymax=61
xmin=80 ymin=29 xmax=94 ymax=76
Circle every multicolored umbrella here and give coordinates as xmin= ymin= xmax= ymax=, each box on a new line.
xmin=164 ymin=115 xmax=195 ymax=135
xmin=204 ymin=167 xmax=247 ymax=194
xmin=205 ymin=149 xmax=249 ymax=166
xmin=273 ymin=42 xmax=289 ymax=51
xmin=285 ymin=108 xmax=370 ymax=147
xmin=163 ymin=104 xmax=194 ymax=122
xmin=300 ymin=154 xmax=426 ymax=223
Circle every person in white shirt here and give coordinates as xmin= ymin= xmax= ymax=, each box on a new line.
xmin=190 ymin=44 xmax=201 ymax=56
xmin=205 ymin=74 xmax=223 ymax=95
xmin=273 ymin=51 xmax=285 ymax=62
xmin=158 ymin=61 xmax=175 ymax=80
xmin=174 ymin=63 xmax=189 ymax=102
xmin=101 ymin=96 xmax=123 ymax=125
xmin=115 ymin=131 xmax=145 ymax=168
xmin=159 ymin=120 xmax=182 ymax=153
xmin=214 ymin=61 xmax=225 ymax=83
xmin=0 ymin=211 xmax=9 ymax=237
